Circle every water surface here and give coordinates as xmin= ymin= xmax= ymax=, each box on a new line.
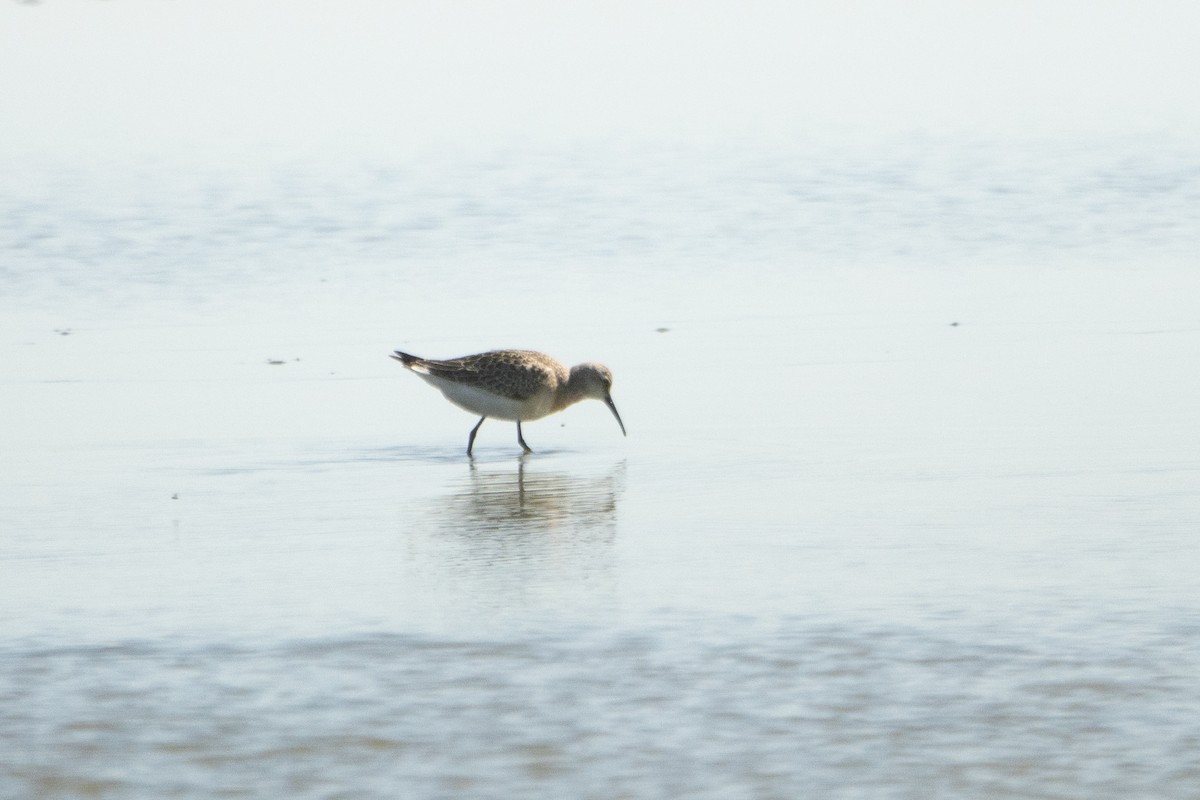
xmin=2 ymin=132 xmax=1199 ymax=797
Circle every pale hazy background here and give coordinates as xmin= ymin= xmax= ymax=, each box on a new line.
xmin=5 ymin=0 xmax=1200 ymax=161
xmin=3 ymin=3 xmax=1199 ymax=798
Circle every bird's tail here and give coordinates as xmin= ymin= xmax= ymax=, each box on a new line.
xmin=390 ymin=350 xmax=420 ymax=367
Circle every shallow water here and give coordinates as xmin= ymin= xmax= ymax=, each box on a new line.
xmin=3 ymin=120 xmax=1200 ymax=798
xmin=6 ymin=621 xmax=1198 ymax=799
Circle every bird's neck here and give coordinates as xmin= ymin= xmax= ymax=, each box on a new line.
xmin=551 ymin=372 xmax=589 ymax=413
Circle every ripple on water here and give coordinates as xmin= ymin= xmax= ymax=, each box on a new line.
xmin=2 ymin=617 xmax=1197 ymax=799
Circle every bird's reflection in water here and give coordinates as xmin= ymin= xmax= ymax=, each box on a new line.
xmin=423 ymin=458 xmax=627 ymax=617
xmin=453 ymin=458 xmax=623 ymax=534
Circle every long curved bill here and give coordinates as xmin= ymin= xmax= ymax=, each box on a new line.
xmin=605 ymin=395 xmax=627 ymax=437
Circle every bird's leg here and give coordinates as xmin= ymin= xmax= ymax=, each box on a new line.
xmin=516 ymin=420 xmax=533 ymax=455
xmin=467 ymin=416 xmax=486 ymax=457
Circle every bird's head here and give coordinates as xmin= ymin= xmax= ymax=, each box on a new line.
xmin=570 ymin=362 xmax=626 ymax=436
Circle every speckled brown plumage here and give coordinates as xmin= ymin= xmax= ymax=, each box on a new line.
xmin=393 ymin=350 xmax=568 ymax=402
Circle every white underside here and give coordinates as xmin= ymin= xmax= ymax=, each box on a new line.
xmin=418 ymin=373 xmax=550 ymax=421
